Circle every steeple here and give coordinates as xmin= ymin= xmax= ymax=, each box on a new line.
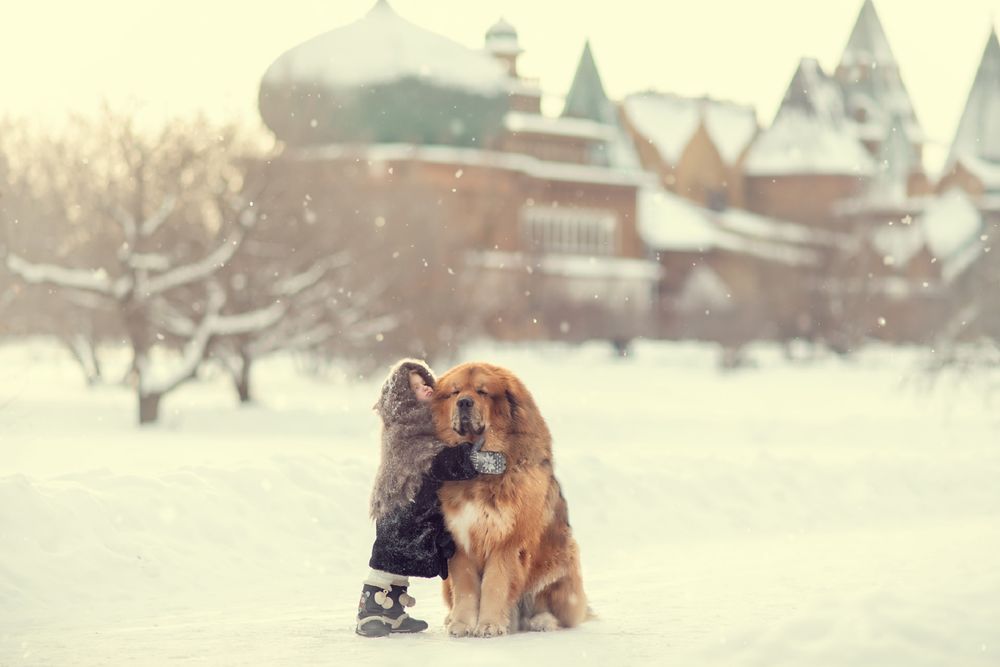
xmin=835 ymin=0 xmax=922 ymax=153
xmin=947 ymin=27 xmax=1000 ymax=166
xmin=562 ymin=41 xmax=617 ymax=125
xmin=777 ymin=58 xmax=847 ymax=127
xmin=839 ymin=0 xmax=895 ymax=70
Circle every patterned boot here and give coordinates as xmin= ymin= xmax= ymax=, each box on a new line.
xmin=356 ymin=583 xmax=429 ymax=637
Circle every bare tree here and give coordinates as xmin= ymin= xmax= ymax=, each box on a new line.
xmin=2 ymin=111 xmax=290 ymax=424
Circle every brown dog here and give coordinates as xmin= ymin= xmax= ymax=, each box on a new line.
xmin=432 ymin=362 xmax=588 ymax=638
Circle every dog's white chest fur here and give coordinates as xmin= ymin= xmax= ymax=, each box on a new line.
xmin=446 ymin=502 xmax=478 ymax=555
xmin=446 ymin=501 xmax=514 ymax=554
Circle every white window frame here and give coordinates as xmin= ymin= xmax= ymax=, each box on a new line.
xmin=521 ymin=205 xmax=618 ymax=256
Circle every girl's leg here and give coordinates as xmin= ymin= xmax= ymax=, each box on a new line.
xmin=365 ymin=568 xmax=409 ymax=589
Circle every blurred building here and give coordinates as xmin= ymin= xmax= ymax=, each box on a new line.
xmin=257 ymin=0 xmax=998 ymax=347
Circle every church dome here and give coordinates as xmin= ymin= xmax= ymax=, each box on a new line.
xmin=259 ymin=0 xmax=509 ymax=147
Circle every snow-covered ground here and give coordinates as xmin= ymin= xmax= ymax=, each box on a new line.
xmin=2 ymin=340 xmax=999 ymax=666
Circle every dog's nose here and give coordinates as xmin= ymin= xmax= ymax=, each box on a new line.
xmin=457 ymin=397 xmax=474 ymax=410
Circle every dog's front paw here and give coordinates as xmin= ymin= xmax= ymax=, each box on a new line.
xmin=447 ymin=619 xmax=474 ymax=637
xmin=473 ymin=621 xmax=509 ymax=638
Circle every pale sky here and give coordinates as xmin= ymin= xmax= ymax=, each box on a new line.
xmin=3 ymin=0 xmax=998 ymax=164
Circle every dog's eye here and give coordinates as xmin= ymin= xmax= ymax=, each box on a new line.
xmin=477 ymin=389 xmax=488 ymax=397
xmin=451 ymin=389 xmax=460 ymax=396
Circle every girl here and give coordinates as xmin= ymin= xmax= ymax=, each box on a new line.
xmin=356 ymin=359 xmax=506 ymax=637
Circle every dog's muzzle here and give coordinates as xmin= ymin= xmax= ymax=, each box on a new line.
xmin=453 ymin=397 xmax=484 ymax=436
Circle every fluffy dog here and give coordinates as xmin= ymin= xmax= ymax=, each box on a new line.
xmin=432 ymin=362 xmax=588 ymax=638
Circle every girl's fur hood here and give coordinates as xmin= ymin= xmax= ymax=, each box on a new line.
xmin=369 ymin=359 xmax=447 ymax=522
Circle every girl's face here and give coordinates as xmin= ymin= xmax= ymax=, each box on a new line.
xmin=409 ymin=371 xmax=433 ymax=403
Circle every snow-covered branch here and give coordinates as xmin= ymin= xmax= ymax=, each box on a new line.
xmin=142 ymin=226 xmax=248 ymax=297
xmin=6 ymin=253 xmax=132 ymax=299
xmin=139 ymin=195 xmax=177 ymax=238
xmin=270 ymin=252 xmax=352 ymax=298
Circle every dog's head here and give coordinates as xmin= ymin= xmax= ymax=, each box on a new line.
xmin=433 ymin=362 xmax=532 ymax=439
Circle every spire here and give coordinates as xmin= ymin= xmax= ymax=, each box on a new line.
xmin=775 ymin=58 xmax=847 ymax=127
xmin=839 ymin=0 xmax=896 ymax=69
xmin=948 ymin=27 xmax=1000 ymax=165
xmin=835 ymin=0 xmax=922 ymax=151
xmin=562 ymin=41 xmax=617 ymax=125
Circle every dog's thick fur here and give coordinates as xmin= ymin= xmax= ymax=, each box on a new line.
xmin=432 ymin=362 xmax=588 ymax=638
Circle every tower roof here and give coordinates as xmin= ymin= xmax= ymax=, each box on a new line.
xmin=947 ymin=28 xmax=1000 ymax=168
xmin=778 ymin=58 xmax=848 ymax=126
xmin=485 ymin=17 xmax=522 ymax=56
xmin=835 ymin=0 xmax=922 ymax=144
xmin=745 ymin=59 xmax=873 ymax=177
xmin=839 ymin=0 xmax=895 ymax=69
xmin=261 ymin=0 xmax=506 ymax=96
xmin=562 ymin=41 xmax=617 ymax=125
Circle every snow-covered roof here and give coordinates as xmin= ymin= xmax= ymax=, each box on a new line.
xmin=622 ymin=92 xmax=758 ymax=166
xmin=261 ymin=0 xmax=506 ymax=96
xmin=291 ymin=142 xmax=656 ymax=188
xmin=638 ymin=188 xmax=717 ymax=251
xmin=779 ymin=58 xmax=849 ymax=127
xmin=868 ymin=189 xmax=983 ymax=282
xmin=472 ymin=250 xmax=662 ymax=281
xmin=744 ymin=107 xmax=875 ymax=176
xmin=946 ymin=29 xmax=1000 ymax=174
xmin=638 ymin=188 xmax=824 ymax=265
xmin=504 ymin=111 xmax=616 ymax=141
xmin=745 ymin=58 xmax=875 ymax=177
xmin=952 ymin=153 xmax=1000 ymax=190
xmin=922 ymin=189 xmax=982 ymax=262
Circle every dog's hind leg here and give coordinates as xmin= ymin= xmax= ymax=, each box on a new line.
xmin=537 ymin=566 xmax=588 ymax=629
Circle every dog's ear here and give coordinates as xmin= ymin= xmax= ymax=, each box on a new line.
xmin=505 ymin=385 xmax=522 ymax=433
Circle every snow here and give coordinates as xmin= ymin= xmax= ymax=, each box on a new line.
xmin=715 ymin=208 xmax=839 ymax=246
xmin=871 ymin=223 xmax=925 ymax=268
xmin=638 ymin=188 xmax=717 ymax=251
xmin=3 ymin=339 xmax=1000 ymax=666
xmin=866 ymin=190 xmax=981 ymax=280
xmin=472 ymin=250 xmax=662 ymax=281
xmin=638 ymin=188 xmax=821 ymax=265
xmin=623 ymin=93 xmax=758 ymax=167
xmin=674 ymin=265 xmax=732 ymax=312
xmin=295 ymin=143 xmax=655 ymax=188
xmin=922 ymin=189 xmax=982 ymax=272
xmin=744 ymin=108 xmax=875 ymax=176
xmin=261 ymin=0 xmax=506 ymax=97
xmin=503 ymin=111 xmax=616 ymax=141
xmin=5 ymin=254 xmax=130 ymax=298
xmin=953 ymin=153 xmax=1000 ymax=190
